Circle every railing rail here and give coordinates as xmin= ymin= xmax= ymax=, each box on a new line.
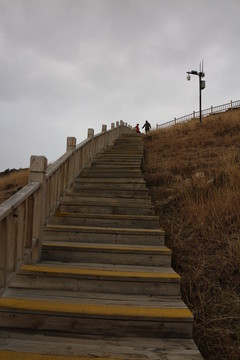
xmin=0 ymin=122 xmax=134 ymax=294
xmin=156 ymin=99 xmax=240 ymax=129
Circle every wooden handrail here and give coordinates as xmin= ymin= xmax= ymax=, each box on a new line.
xmin=0 ymin=123 xmax=134 ymax=294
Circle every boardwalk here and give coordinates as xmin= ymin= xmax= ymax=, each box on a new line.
xmin=0 ymin=133 xmax=203 ymax=359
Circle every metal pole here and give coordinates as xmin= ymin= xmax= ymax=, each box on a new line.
xmin=199 ymin=75 xmax=202 ymax=123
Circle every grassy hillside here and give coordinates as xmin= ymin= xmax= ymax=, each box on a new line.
xmin=143 ymin=109 xmax=240 ymax=360
xmin=0 ymin=169 xmax=29 ymax=204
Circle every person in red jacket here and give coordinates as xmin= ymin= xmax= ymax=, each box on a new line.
xmin=135 ymin=124 xmax=140 ymax=133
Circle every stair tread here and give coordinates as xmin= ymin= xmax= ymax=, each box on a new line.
xmin=0 ymin=297 xmax=192 ymax=320
xmin=61 ymin=197 xmax=154 ymax=207
xmin=0 ymin=331 xmax=203 ymax=359
xmin=42 ymin=241 xmax=171 ymax=253
xmin=4 ymin=288 xmax=184 ymax=307
xmin=17 ymin=263 xmax=180 ymax=280
xmin=45 ymin=224 xmax=164 ymax=234
xmin=53 ymin=211 xmax=159 ymax=221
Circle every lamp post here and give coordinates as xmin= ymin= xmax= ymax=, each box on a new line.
xmin=187 ymin=60 xmax=206 ymax=123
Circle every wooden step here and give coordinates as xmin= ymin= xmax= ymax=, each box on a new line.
xmin=61 ymin=194 xmax=153 ymax=207
xmin=70 ymin=188 xmax=150 ymax=199
xmin=94 ymin=156 xmax=142 ymax=161
xmin=59 ymin=201 xmax=153 ymax=216
xmin=49 ymin=212 xmax=159 ymax=229
xmin=0 ymin=297 xmax=193 ymax=338
xmin=60 ymin=193 xmax=154 ymax=214
xmin=91 ymin=161 xmax=140 ymax=172
xmin=81 ymin=169 xmax=143 ymax=178
xmin=43 ymin=224 xmax=165 ymax=245
xmin=74 ymin=177 xmax=146 ymax=184
xmin=73 ymin=181 xmax=147 ymax=190
xmin=10 ymin=263 xmax=180 ymax=295
xmin=3 ymin=289 xmax=189 ymax=309
xmin=91 ymin=158 xmax=142 ymax=164
xmin=42 ymin=241 xmax=171 ymax=266
xmin=0 ymin=331 xmax=203 ymax=359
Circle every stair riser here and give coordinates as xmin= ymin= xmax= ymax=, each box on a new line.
xmin=60 ymin=204 xmax=154 ymax=216
xmin=71 ymin=189 xmax=150 ymax=198
xmin=74 ymin=178 xmax=146 ymax=184
xmin=81 ymin=173 xmax=143 ymax=178
xmin=42 ymin=249 xmax=171 ymax=267
xmin=43 ymin=230 xmax=165 ymax=246
xmin=48 ymin=217 xmax=159 ymax=229
xmin=0 ymin=311 xmax=192 ymax=338
xmin=73 ymin=183 xmax=147 ymax=190
xmin=99 ymin=149 xmax=143 ymax=153
xmin=10 ymin=275 xmax=180 ymax=296
xmin=91 ymin=160 xmax=142 ymax=165
xmin=90 ymin=165 xmax=141 ymax=169
xmin=62 ymin=195 xmax=153 ymax=207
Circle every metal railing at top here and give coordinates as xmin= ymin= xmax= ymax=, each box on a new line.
xmin=156 ymin=100 xmax=240 ymax=129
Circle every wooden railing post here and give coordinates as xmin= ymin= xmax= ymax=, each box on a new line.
xmin=88 ymin=129 xmax=94 ymax=138
xmin=29 ymin=155 xmax=47 ymax=263
xmin=102 ymin=124 xmax=107 ymax=132
xmin=67 ymin=137 xmax=76 ymax=151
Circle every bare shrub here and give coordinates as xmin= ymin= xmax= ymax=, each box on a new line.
xmin=0 ymin=169 xmax=29 ymax=204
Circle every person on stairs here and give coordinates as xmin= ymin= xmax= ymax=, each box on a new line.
xmin=135 ymin=124 xmax=141 ymax=133
xmin=142 ymin=120 xmax=151 ymax=134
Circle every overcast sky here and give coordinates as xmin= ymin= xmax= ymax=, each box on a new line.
xmin=0 ymin=0 xmax=239 ymax=171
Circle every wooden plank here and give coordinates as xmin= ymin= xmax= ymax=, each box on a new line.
xmin=18 ymin=264 xmax=180 ymax=281
xmin=54 ymin=212 xmax=158 ymax=222
xmin=42 ymin=242 xmax=171 ymax=266
xmin=0 ymin=332 xmax=203 ymax=359
xmin=3 ymin=288 xmax=187 ymax=308
xmin=0 ymin=352 xmax=118 ymax=360
xmin=42 ymin=241 xmax=171 ymax=253
xmin=0 ymin=297 xmax=192 ymax=320
xmin=45 ymin=224 xmax=165 ymax=236
xmin=0 ymin=311 xmax=193 ymax=339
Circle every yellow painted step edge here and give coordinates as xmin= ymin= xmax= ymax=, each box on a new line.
xmin=43 ymin=241 xmax=171 ymax=254
xmin=0 ymin=351 xmax=120 ymax=360
xmin=46 ymin=224 xmax=164 ymax=234
xmin=20 ymin=264 xmax=180 ymax=280
xmin=0 ymin=298 xmax=193 ymax=319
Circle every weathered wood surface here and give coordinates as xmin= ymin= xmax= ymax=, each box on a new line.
xmin=48 ymin=212 xmax=159 ymax=229
xmin=0 ymin=332 xmax=203 ymax=359
xmin=42 ymin=241 xmax=172 ymax=266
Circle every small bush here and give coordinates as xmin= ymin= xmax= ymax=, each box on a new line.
xmin=0 ymin=169 xmax=29 ymax=204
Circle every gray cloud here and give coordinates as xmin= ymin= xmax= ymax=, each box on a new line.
xmin=0 ymin=0 xmax=240 ymax=171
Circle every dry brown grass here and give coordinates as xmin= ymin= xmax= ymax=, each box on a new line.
xmin=143 ymin=109 xmax=240 ymax=360
xmin=0 ymin=169 xmax=29 ymax=204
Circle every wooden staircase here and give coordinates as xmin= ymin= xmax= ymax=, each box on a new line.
xmin=0 ymin=134 xmax=203 ymax=359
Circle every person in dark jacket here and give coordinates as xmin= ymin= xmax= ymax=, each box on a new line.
xmin=142 ymin=120 xmax=151 ymax=133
